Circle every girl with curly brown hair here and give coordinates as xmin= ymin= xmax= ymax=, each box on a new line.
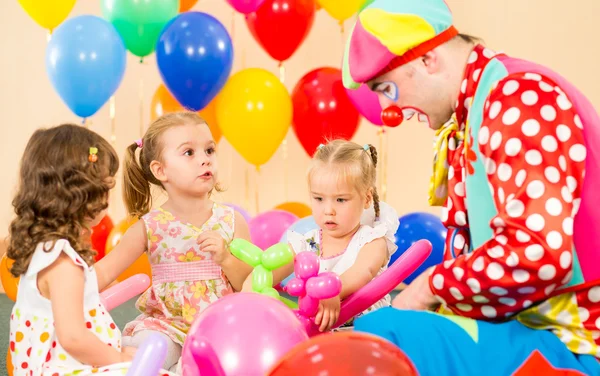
xmin=6 ymin=124 xmax=172 ymax=375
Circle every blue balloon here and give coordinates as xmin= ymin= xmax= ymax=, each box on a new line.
xmin=389 ymin=212 xmax=447 ymax=284
xmin=46 ymin=15 xmax=126 ymax=118
xmin=156 ymin=12 xmax=233 ymax=111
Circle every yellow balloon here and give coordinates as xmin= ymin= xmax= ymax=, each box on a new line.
xmin=18 ymin=0 xmax=76 ymax=31
xmin=216 ymin=68 xmax=292 ymax=167
xmin=317 ymin=0 xmax=366 ymax=22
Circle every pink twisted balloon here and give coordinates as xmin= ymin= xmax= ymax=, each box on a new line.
xmin=284 ymin=251 xmax=342 ymax=336
xmin=285 ymin=240 xmax=432 ymax=336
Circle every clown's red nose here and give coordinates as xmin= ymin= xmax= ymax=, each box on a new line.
xmin=381 ymin=106 xmax=403 ymax=127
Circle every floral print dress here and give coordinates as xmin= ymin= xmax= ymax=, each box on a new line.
xmin=122 ymin=203 xmax=235 ymax=346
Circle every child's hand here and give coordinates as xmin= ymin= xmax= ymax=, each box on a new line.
xmin=119 ymin=346 xmax=137 ymax=362
xmin=315 ymin=296 xmax=341 ymax=332
xmin=197 ymin=231 xmax=229 ymax=265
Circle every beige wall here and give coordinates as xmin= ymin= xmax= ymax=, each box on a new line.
xmin=1 ymin=0 xmax=599 ymax=241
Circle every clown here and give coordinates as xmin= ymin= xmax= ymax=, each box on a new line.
xmin=343 ymin=0 xmax=600 ymax=375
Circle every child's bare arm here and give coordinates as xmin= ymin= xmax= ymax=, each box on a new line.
xmin=221 ymin=211 xmax=254 ymax=291
xmin=338 ymin=237 xmax=387 ymax=299
xmin=94 ymin=221 xmax=147 ymax=291
xmin=41 ymin=254 xmax=132 ymax=367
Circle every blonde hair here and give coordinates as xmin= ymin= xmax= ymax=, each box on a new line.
xmin=123 ymin=111 xmax=222 ymax=218
xmin=308 ymin=139 xmax=380 ymax=217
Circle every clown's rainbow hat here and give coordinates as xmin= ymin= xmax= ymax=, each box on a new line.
xmin=343 ymin=0 xmax=458 ymax=89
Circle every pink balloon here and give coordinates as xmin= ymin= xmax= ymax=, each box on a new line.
xmin=346 ymin=84 xmax=384 ymax=126
xmin=334 ymin=239 xmax=432 ymax=327
xmin=182 ymin=293 xmax=308 ymax=375
xmin=293 ymin=251 xmax=319 ymax=279
xmin=306 ymin=272 xmax=342 ymax=300
xmin=226 ymin=0 xmax=266 ymax=14
xmin=249 ymin=210 xmax=299 ymax=250
xmin=299 ymin=295 xmax=319 ymax=317
xmin=100 ymin=274 xmax=150 ymax=311
xmin=286 ymin=277 xmax=305 ymax=295
xmin=181 ymin=336 xmax=226 ymax=376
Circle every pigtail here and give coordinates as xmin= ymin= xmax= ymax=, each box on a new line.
xmin=367 ymin=144 xmax=380 ymax=217
xmin=123 ymin=143 xmax=152 ymax=218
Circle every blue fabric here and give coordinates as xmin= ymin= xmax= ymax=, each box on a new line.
xmin=355 ymin=308 xmax=600 ymax=375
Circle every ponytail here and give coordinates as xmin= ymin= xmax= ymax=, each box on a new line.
xmin=123 ymin=143 xmax=153 ymax=218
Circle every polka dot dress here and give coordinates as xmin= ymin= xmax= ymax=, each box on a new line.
xmin=429 ymin=45 xmax=600 ymax=358
xmin=8 ymin=239 xmax=174 ymax=375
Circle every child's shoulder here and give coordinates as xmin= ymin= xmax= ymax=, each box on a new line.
xmin=26 ymin=239 xmax=88 ymax=277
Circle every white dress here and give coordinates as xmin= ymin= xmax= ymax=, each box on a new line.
xmin=286 ymin=201 xmax=400 ymax=314
xmin=8 ymin=239 xmax=173 ymax=376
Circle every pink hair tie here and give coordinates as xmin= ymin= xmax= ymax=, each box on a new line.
xmin=135 ymin=138 xmax=143 ymax=149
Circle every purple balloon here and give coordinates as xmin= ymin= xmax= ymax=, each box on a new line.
xmin=182 ymin=293 xmax=308 ymax=376
xmin=346 ymin=84 xmax=384 ymax=126
xmin=223 ymin=202 xmax=252 ymax=222
xmin=249 ymin=210 xmax=299 ymax=250
xmin=127 ymin=333 xmax=168 ymax=376
xmin=226 ymin=0 xmax=266 ymax=14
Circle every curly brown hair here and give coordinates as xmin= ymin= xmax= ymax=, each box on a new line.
xmin=7 ymin=124 xmax=119 ymax=277
xmin=123 ymin=111 xmax=223 ymax=218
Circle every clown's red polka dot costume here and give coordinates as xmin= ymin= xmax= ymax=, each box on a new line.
xmin=430 ymin=45 xmax=600 ymax=357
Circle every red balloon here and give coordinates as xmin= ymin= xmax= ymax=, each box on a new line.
xmin=246 ymin=0 xmax=315 ymax=62
xmin=292 ymin=67 xmax=360 ymax=156
xmin=91 ymin=215 xmax=114 ymax=261
xmin=266 ymin=331 xmax=418 ymax=375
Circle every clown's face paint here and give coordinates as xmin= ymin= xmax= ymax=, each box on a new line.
xmin=368 ymin=62 xmax=453 ymax=131
xmin=372 ymin=81 xmax=398 ymax=102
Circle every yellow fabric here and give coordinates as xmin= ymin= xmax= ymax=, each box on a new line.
xmin=517 ymin=292 xmax=599 ymax=357
xmin=428 ymin=113 xmax=464 ymax=206
xmin=359 ymin=9 xmax=436 ymax=57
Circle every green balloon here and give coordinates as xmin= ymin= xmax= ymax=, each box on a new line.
xmin=279 ymin=296 xmax=298 ymax=309
xmin=101 ymin=0 xmax=179 ymax=58
xmin=230 ymin=239 xmax=263 ymax=267
xmin=262 ymin=243 xmax=294 ymax=271
xmin=252 ymin=265 xmax=273 ymax=292
xmin=261 ymin=287 xmax=280 ymax=300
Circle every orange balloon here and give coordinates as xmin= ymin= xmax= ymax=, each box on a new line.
xmin=1 ymin=254 xmax=19 ymax=302
xmin=104 ymin=217 xmax=152 ymax=283
xmin=267 ymin=331 xmax=418 ymax=375
xmin=150 ymin=84 xmax=222 ymax=143
xmin=6 ymin=349 xmax=13 ymax=376
xmin=275 ymin=202 xmax=312 ymax=218
xmin=180 ymin=0 xmax=198 ymax=12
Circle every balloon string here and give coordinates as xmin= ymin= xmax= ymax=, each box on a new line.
xmin=109 ymin=96 xmax=116 ymax=145
xmin=244 ymin=165 xmax=250 ymax=214
xmin=139 ymin=64 xmax=145 ymax=137
xmin=47 ymin=31 xmax=52 ymax=43
xmin=383 ymin=128 xmax=389 ymax=201
xmin=339 ymin=20 xmax=344 ymax=34
xmin=278 ymin=62 xmax=285 ymax=83
xmin=282 ymin=135 xmax=288 ymax=201
xmin=255 ymin=165 xmax=261 ymax=214
xmin=109 ymin=95 xmax=118 ymax=211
